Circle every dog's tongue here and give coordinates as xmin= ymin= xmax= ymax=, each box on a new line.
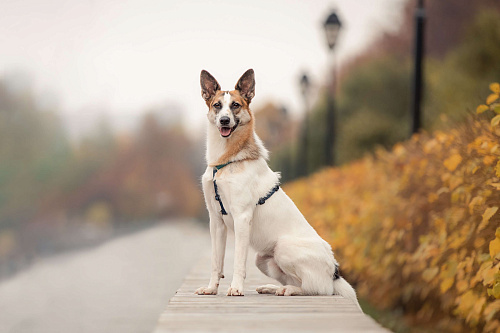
xmin=220 ymin=127 xmax=231 ymax=137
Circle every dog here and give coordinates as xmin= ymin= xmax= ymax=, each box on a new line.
xmin=194 ymin=69 xmax=361 ymax=311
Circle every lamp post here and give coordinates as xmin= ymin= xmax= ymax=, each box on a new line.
xmin=297 ymin=73 xmax=311 ymax=177
xmin=411 ymin=0 xmax=425 ymax=135
xmin=323 ymin=10 xmax=342 ymax=166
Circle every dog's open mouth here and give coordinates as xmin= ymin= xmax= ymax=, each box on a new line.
xmin=219 ymin=121 xmax=239 ymax=138
xmin=219 ymin=127 xmax=232 ymax=137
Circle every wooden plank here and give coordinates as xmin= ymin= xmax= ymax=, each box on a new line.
xmin=153 ymin=243 xmax=391 ymax=333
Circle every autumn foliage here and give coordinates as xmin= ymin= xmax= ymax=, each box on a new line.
xmin=285 ymin=84 xmax=500 ymax=332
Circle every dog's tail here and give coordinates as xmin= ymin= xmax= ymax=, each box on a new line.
xmin=332 ymin=276 xmax=363 ymax=312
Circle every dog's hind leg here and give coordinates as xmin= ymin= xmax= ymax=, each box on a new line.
xmin=255 ymin=253 xmax=300 ymax=294
xmin=273 ymin=237 xmax=336 ymax=296
xmin=255 ymin=253 xmax=281 ymax=294
xmin=275 ymin=285 xmax=304 ymax=296
xmin=256 ymin=284 xmax=280 ymax=294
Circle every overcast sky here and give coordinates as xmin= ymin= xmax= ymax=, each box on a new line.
xmin=0 ymin=0 xmax=406 ymax=138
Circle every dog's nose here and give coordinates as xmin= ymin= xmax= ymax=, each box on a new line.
xmin=220 ymin=116 xmax=230 ymax=126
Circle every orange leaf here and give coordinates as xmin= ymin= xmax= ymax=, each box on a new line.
xmin=487 ymin=93 xmax=500 ymax=105
xmin=482 ymin=263 xmax=499 ymax=286
xmin=440 ymin=277 xmax=454 ymax=293
xmin=490 ymin=82 xmax=500 ymax=94
xmin=491 ymin=238 xmax=500 ymax=259
xmin=444 ymin=154 xmax=462 ymax=171
xmin=456 ymin=280 xmax=468 ymax=293
xmin=479 ymin=206 xmax=498 ymax=232
xmin=469 ymin=196 xmax=484 ymax=214
xmin=492 ymin=115 xmax=500 ymax=127
xmin=484 ymin=155 xmax=497 ymax=166
xmin=456 ymin=290 xmax=477 ymax=316
xmin=477 ymin=104 xmax=489 ymax=114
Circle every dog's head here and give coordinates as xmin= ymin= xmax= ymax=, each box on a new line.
xmin=200 ymin=69 xmax=255 ymax=138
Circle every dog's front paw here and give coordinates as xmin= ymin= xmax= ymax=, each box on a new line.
xmin=195 ymin=286 xmax=218 ymax=295
xmin=227 ymin=286 xmax=244 ymax=296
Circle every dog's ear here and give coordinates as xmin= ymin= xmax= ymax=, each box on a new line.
xmin=200 ymin=70 xmax=221 ymax=101
xmin=235 ymin=69 xmax=255 ymax=102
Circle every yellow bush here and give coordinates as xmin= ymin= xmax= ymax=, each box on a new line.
xmin=286 ymin=84 xmax=500 ymax=332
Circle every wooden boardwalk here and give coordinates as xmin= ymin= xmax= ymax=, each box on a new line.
xmin=154 ymin=244 xmax=391 ymax=333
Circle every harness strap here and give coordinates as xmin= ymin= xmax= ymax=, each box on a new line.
xmin=257 ymin=184 xmax=280 ymax=205
xmin=333 ymin=262 xmax=340 ymax=280
xmin=214 ymin=162 xmax=232 ymax=171
xmin=212 ymin=163 xmax=231 ymax=215
xmin=213 ymin=179 xmax=227 ymax=215
xmin=212 ymin=161 xmax=280 ymax=216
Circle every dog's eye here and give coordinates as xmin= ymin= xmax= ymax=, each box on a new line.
xmin=232 ymin=102 xmax=240 ymax=108
xmin=213 ymin=102 xmax=221 ymax=109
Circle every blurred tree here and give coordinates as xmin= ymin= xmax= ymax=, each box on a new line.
xmin=63 ymin=111 xmax=203 ymax=223
xmin=0 ymin=74 xmax=70 ymax=231
xmin=0 ymin=74 xmax=205 ymax=277
xmin=425 ymin=9 xmax=500 ymax=127
xmin=254 ymin=102 xmax=298 ymax=180
xmin=272 ymin=0 xmax=500 ymax=174
xmin=420 ymin=0 xmax=500 ymax=59
xmin=254 ymin=102 xmax=296 ymax=151
xmin=336 ymin=56 xmax=411 ymax=163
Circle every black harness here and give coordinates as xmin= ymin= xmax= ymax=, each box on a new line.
xmin=212 ymin=161 xmax=280 ymax=216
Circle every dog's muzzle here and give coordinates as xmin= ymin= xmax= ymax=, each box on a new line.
xmin=218 ymin=118 xmax=239 ymax=138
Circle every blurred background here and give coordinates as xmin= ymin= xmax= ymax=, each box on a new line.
xmin=0 ymin=0 xmax=409 ymax=280
xmin=1 ymin=0 xmax=500 ymax=332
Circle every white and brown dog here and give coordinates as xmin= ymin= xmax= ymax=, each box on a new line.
xmin=195 ymin=69 xmax=361 ymax=310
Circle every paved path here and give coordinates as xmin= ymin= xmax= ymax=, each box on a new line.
xmin=0 ymin=219 xmax=209 ymax=333
xmin=154 ymin=242 xmax=391 ymax=333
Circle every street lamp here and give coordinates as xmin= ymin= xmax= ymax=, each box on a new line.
xmin=324 ymin=12 xmax=342 ymax=51
xmin=297 ymin=73 xmax=311 ymax=177
xmin=300 ymin=73 xmax=311 ymax=99
xmin=323 ymin=10 xmax=342 ymax=166
xmin=411 ymin=0 xmax=425 ymax=135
